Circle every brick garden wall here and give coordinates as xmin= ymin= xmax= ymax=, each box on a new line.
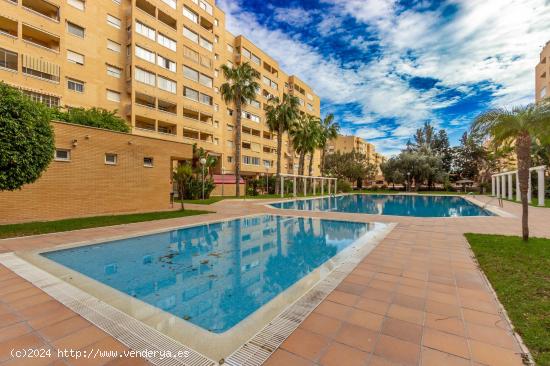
xmin=0 ymin=122 xmax=193 ymax=224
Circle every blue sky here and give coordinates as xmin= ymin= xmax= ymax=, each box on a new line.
xmin=217 ymin=0 xmax=550 ymax=155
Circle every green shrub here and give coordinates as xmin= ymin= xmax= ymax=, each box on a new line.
xmin=337 ymin=179 xmax=353 ymax=193
xmin=52 ymin=107 xmax=129 ymax=132
xmin=0 ymin=83 xmax=55 ymax=191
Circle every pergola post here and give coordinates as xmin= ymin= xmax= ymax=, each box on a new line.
xmin=528 ymin=174 xmax=532 ymax=203
xmin=328 ymin=179 xmax=331 ymax=195
xmin=280 ymin=175 xmax=284 ymax=198
xmin=516 ymin=172 xmax=520 ymax=202
xmin=303 ymin=177 xmax=307 ymax=196
xmin=537 ymin=167 xmax=545 ymax=206
xmin=492 ymin=176 xmax=496 ymax=196
xmin=313 ymin=178 xmax=316 ymax=195
xmin=496 ymin=175 xmax=501 ymax=198
xmin=293 ymin=176 xmax=297 ymax=197
xmin=501 ymin=174 xmax=506 ymax=199
xmin=321 ymin=179 xmax=324 ymax=196
xmin=334 ymin=179 xmax=337 ymax=195
xmin=507 ymin=173 xmax=513 ymax=200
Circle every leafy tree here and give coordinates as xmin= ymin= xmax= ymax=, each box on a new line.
xmin=407 ymin=122 xmax=452 ymax=172
xmin=324 ymin=151 xmax=377 ymax=188
xmin=52 ymin=107 xmax=129 ymax=132
xmin=265 ymin=94 xmax=300 ymax=194
xmin=220 ymin=62 xmax=260 ymax=197
xmin=381 ymin=150 xmax=445 ymax=190
xmin=0 ymin=83 xmax=55 ymax=191
xmin=317 ymin=114 xmax=339 ymax=176
xmin=173 ymin=164 xmax=193 ymax=209
xmin=472 ymin=101 xmax=550 ymax=241
xmin=452 ymin=132 xmax=487 ymax=180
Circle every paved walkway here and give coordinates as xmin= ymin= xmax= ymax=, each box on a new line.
xmin=1 ymin=195 xmax=549 ymax=366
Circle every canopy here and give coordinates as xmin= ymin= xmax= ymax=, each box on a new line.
xmin=212 ymin=174 xmax=244 ymax=184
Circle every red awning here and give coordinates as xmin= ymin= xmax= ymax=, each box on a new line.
xmin=213 ymin=174 xmax=245 ymax=184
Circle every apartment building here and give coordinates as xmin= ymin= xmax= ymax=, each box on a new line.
xmin=0 ymin=0 xmax=321 ymax=178
xmin=328 ymin=134 xmax=385 ymax=182
xmin=536 ymin=40 xmax=549 ymax=102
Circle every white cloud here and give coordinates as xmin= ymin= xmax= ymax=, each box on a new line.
xmin=273 ymin=7 xmax=314 ymax=27
xmin=218 ymin=0 xmax=550 ymax=154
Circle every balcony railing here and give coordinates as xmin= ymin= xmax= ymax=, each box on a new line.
xmin=22 ymin=0 xmax=60 ymax=21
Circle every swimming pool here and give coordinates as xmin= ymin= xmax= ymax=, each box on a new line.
xmin=270 ymin=194 xmax=493 ymax=217
xmin=41 ymin=215 xmax=379 ymax=334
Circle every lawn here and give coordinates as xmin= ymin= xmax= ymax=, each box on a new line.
xmin=465 ymin=234 xmax=550 ymax=365
xmin=501 ymin=197 xmax=550 ymax=208
xmin=0 ymin=210 xmax=211 ymax=239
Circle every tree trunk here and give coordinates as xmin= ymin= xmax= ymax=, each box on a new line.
xmin=299 ymin=152 xmax=305 ymax=176
xmin=275 ymin=126 xmax=283 ymax=195
xmin=320 ymin=148 xmax=326 ymax=176
xmin=308 ymin=152 xmax=314 ymax=177
xmin=516 ymin=131 xmax=531 ymax=241
xmin=235 ymin=97 xmax=242 ymax=197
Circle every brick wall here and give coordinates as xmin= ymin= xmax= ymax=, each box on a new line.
xmin=0 ymin=122 xmax=193 ymax=224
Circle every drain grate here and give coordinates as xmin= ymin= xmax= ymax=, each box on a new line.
xmin=0 ymin=253 xmax=216 ymax=366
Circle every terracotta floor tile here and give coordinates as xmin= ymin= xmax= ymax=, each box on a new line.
xmin=345 ymin=308 xmax=384 ymax=331
xmin=367 ymin=355 xmax=399 ymax=366
xmin=392 ymin=293 xmax=425 ymax=311
xmin=299 ymin=313 xmax=342 ymax=338
xmin=18 ymin=300 xmax=66 ymax=319
xmin=422 ymin=327 xmax=469 ymax=359
xmin=337 ymin=282 xmax=367 ymax=296
xmin=426 ymin=290 xmax=459 ymax=305
xmin=326 ymin=290 xmax=359 ymax=307
xmin=264 ymin=349 xmax=313 ymax=366
xmin=69 ymin=337 xmax=129 ymax=366
xmin=335 ymin=323 xmax=377 ymax=352
xmin=424 ymin=313 xmax=465 ymax=337
xmin=52 ymin=325 xmax=109 ymax=351
xmin=421 ymin=347 xmax=470 ymax=366
xmin=425 ymin=299 xmax=461 ymax=317
xmin=0 ymin=313 xmax=22 ymax=328
xmin=374 ymin=335 xmax=420 ymax=366
xmin=461 ymin=308 xmax=509 ymax=330
xmin=459 ymin=297 xmax=498 ymax=315
xmin=381 ymin=318 xmax=422 ymax=344
xmin=0 ymin=333 xmax=44 ymax=362
xmin=38 ymin=316 xmax=91 ymax=342
xmin=1 ymin=287 xmax=44 ymax=304
xmin=354 ymin=298 xmax=390 ymax=316
xmin=466 ymin=322 xmax=519 ymax=350
xmin=386 ymin=304 xmax=424 ymax=325
xmin=469 ymin=340 xmax=524 ymax=366
xmin=27 ymin=307 xmax=76 ymax=330
xmin=0 ymin=323 xmax=32 ymax=343
xmin=314 ymin=301 xmax=352 ymax=321
xmin=319 ymin=342 xmax=370 ymax=366
xmin=8 ymin=293 xmax=53 ymax=311
xmin=280 ymin=328 xmax=330 ymax=361
xmin=361 ymin=287 xmax=393 ymax=302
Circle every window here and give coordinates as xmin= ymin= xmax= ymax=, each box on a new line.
xmin=183 ymin=27 xmax=198 ymax=43
xmin=136 ymin=21 xmax=155 ymax=40
xmin=183 ymin=6 xmax=198 ymax=23
xmin=161 ymin=0 xmax=176 ymax=9
xmin=106 ymin=64 xmax=121 ymax=78
xmin=307 ymin=93 xmax=313 ymax=101
xmin=23 ymin=90 xmax=59 ymax=107
xmin=243 ymin=156 xmax=260 ymax=165
xmin=227 ymin=108 xmax=233 ymax=116
xmin=183 ymin=46 xmax=199 ymax=63
xmin=144 ymin=157 xmax=154 ymax=167
xmin=107 ymin=14 xmax=121 ymax=29
xmin=184 ymin=87 xmax=199 ymax=101
xmin=262 ymin=76 xmax=270 ymax=86
xmin=107 ymin=39 xmax=121 ymax=52
xmin=157 ymin=33 xmax=176 ymax=51
xmin=199 ymin=73 xmax=212 ymax=88
xmin=241 ymin=47 xmax=251 ymax=58
xmin=541 ymin=86 xmax=547 ymax=99
xmin=251 ymin=54 xmax=260 ymax=65
xmin=67 ymin=22 xmax=85 ymax=38
xmin=200 ymin=93 xmax=212 ymax=105
xmin=248 ymin=99 xmax=260 ymax=109
xmin=158 ymin=76 xmax=176 ymax=93
xmin=242 ymin=111 xmax=260 ymax=123
xmin=112 ymin=0 xmax=120 ymax=4
xmin=105 ymin=153 xmax=117 ymax=165
xmin=183 ymin=65 xmax=199 ymax=81
xmin=226 ymin=44 xmax=233 ymax=53
xmin=199 ymin=37 xmax=213 ymax=52
xmin=67 ymin=50 xmax=84 ymax=65
xmin=227 ymin=156 xmax=233 ymax=163
xmin=135 ymin=45 xmax=155 ymax=63
xmin=106 ymin=90 xmax=120 ymax=102
xmin=199 ymin=0 xmax=213 ymax=15
xmin=271 ymin=80 xmax=278 ymax=89
xmin=307 ymin=103 xmax=313 ymax=111
xmin=67 ymin=78 xmax=84 ymax=92
xmin=54 ymin=149 xmax=70 ymax=161
xmin=226 ymin=140 xmax=234 ymax=148
xmin=214 ymin=69 xmax=219 ymax=77
xmin=0 ymin=48 xmax=17 ymax=71
xmin=227 ymin=124 xmax=233 ymax=131
xmin=135 ymin=67 xmax=156 ymax=86
xmin=67 ymin=0 xmax=85 ymax=10
xmin=157 ymin=55 xmax=175 ymax=72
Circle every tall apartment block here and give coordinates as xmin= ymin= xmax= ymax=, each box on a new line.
xmin=328 ymin=134 xmax=385 ymax=182
xmin=0 ymin=0 xmax=322 ymax=177
xmin=536 ymin=40 xmax=549 ymax=102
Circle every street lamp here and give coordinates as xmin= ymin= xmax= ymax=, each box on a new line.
xmin=200 ymin=157 xmax=207 ymax=200
xmin=407 ymin=172 xmax=411 ymax=192
xmin=265 ymin=166 xmax=269 ymax=195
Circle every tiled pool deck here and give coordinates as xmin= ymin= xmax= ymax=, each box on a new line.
xmin=1 ymin=195 xmax=549 ymax=366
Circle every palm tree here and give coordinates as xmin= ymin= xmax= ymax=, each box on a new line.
xmin=265 ymin=94 xmax=301 ymax=194
xmin=173 ymin=164 xmax=193 ymax=210
xmin=318 ymin=114 xmax=339 ymax=176
xmin=220 ymin=62 xmax=260 ymax=197
xmin=472 ymin=101 xmax=550 ymax=241
xmin=291 ymin=114 xmax=321 ymax=176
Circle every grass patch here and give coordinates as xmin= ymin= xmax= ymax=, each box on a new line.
xmin=0 ymin=210 xmax=211 ymax=239
xmin=501 ymin=197 xmax=550 ymax=208
xmin=465 ymin=233 xmax=550 ymax=365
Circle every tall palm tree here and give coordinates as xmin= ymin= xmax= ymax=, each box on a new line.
xmin=291 ymin=114 xmax=321 ymax=177
xmin=318 ymin=113 xmax=340 ymax=176
xmin=265 ymin=94 xmax=301 ymax=194
xmin=472 ymin=101 xmax=550 ymax=241
xmin=307 ymin=119 xmax=322 ymax=177
xmin=220 ymin=62 xmax=260 ymax=197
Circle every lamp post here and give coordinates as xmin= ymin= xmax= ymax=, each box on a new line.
xmin=407 ymin=172 xmax=411 ymax=192
xmin=200 ymin=157 xmax=206 ymax=200
xmin=265 ymin=166 xmax=269 ymax=195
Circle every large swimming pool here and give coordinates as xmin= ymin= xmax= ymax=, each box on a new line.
xmin=270 ymin=194 xmax=493 ymax=217
xmin=42 ymin=215 xmax=377 ymax=333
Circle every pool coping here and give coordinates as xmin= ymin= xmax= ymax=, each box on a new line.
xmin=3 ymin=213 xmax=396 ymax=365
xmin=261 ymin=193 xmax=514 ymax=218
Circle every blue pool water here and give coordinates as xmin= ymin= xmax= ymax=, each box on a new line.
xmin=42 ymin=215 xmax=373 ymax=333
xmin=270 ymin=194 xmax=493 ymax=217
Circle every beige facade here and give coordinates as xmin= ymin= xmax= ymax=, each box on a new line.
xmin=0 ymin=122 xmax=194 ymax=224
xmin=536 ymin=40 xmax=549 ymax=102
xmin=327 ymin=134 xmax=385 ymax=182
xmin=0 ymin=0 xmax=321 ymax=179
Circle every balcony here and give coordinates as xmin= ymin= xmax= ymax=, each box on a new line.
xmin=158 ymin=121 xmax=176 ymax=135
xmin=22 ymin=24 xmax=60 ymax=52
xmin=22 ymin=0 xmax=60 ymax=21
xmin=0 ymin=16 xmax=18 ymax=38
xmin=199 ymin=17 xmax=213 ymax=33
xmin=135 ymin=115 xmax=156 ymax=131
xmin=158 ymin=99 xmax=177 ymax=114
xmin=199 ymin=113 xmax=212 ymax=125
xmin=0 ymin=48 xmax=18 ymax=71
xmin=158 ymin=9 xmax=176 ymax=31
xmin=135 ymin=92 xmax=156 ymax=109
xmin=183 ymin=128 xmax=199 ymax=140
xmin=21 ymin=54 xmax=60 ymax=82
xmin=136 ymin=0 xmax=155 ymax=18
